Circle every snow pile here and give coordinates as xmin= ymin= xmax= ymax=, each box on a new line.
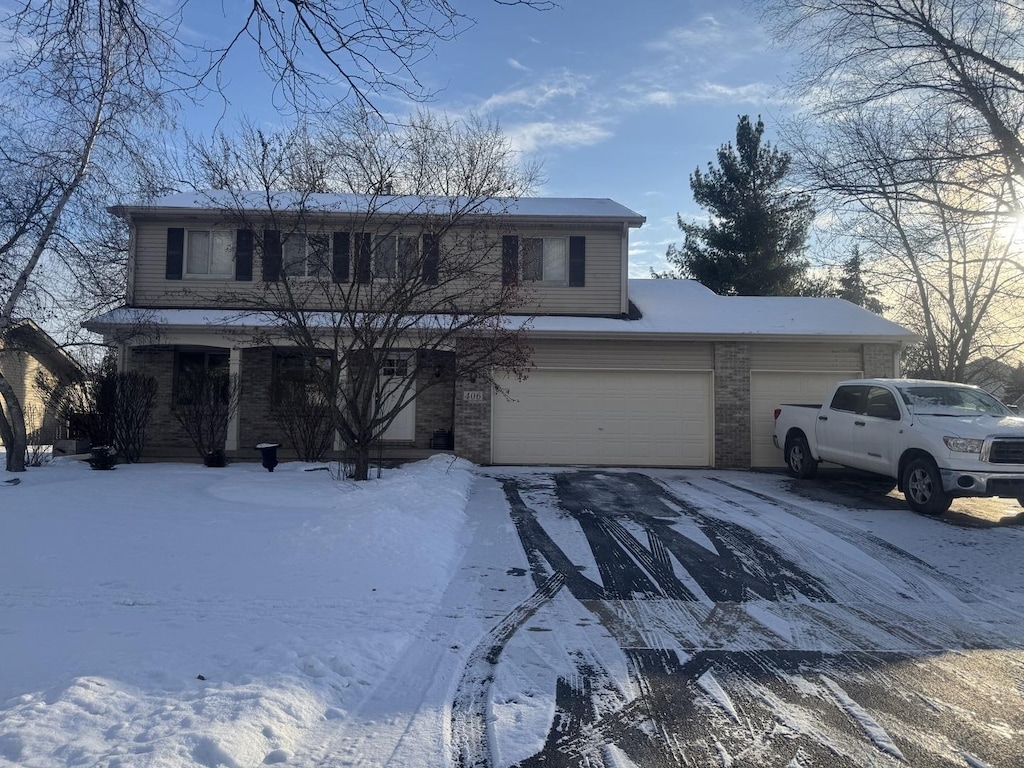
xmin=0 ymin=455 xmax=474 ymax=767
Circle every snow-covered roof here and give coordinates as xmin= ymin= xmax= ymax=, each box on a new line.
xmin=528 ymin=279 xmax=918 ymax=341
xmin=112 ymin=191 xmax=646 ymax=225
xmin=85 ymin=279 xmax=918 ymax=343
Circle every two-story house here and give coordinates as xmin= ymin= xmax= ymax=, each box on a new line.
xmin=84 ymin=192 xmax=917 ymax=468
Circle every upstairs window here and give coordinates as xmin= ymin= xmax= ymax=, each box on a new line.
xmin=186 ymin=231 xmax=234 ymax=277
xmin=373 ymin=235 xmax=418 ymax=279
xmin=522 ymin=237 xmax=567 ymax=283
xmin=282 ymin=234 xmax=331 ymax=279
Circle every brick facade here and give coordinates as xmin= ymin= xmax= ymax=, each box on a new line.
xmin=238 ymin=348 xmax=277 ymax=451
xmin=714 ymin=341 xmax=751 ymax=469
xmin=453 ymin=375 xmax=491 ymax=464
xmin=413 ymin=351 xmax=455 ymax=449
xmin=863 ymin=343 xmax=897 ymax=378
xmin=129 ymin=346 xmax=199 ymax=458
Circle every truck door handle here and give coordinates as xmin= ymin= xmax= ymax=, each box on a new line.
xmin=818 ymin=415 xmax=828 ymax=421
xmin=854 ymin=420 xmax=866 ymax=426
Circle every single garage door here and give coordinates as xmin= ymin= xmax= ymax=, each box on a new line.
xmin=750 ymin=370 xmax=861 ymax=467
xmin=492 ymin=369 xmax=713 ymax=466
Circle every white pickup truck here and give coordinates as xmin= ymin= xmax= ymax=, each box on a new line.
xmin=772 ymin=378 xmax=1024 ymax=514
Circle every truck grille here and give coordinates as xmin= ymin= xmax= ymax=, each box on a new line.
xmin=988 ymin=438 xmax=1024 ymax=465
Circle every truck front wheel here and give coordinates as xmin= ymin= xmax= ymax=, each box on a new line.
xmin=902 ymin=457 xmax=951 ymax=515
xmin=785 ymin=434 xmax=818 ymax=479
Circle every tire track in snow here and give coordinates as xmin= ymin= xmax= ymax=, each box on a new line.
xmin=819 ymin=675 xmax=905 ymax=761
xmin=451 ymin=572 xmax=566 ymax=768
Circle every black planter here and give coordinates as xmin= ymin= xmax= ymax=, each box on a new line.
xmin=256 ymin=443 xmax=280 ymax=472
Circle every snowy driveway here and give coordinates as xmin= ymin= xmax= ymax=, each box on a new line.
xmin=435 ymin=468 xmax=1024 ymax=767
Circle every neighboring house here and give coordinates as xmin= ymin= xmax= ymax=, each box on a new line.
xmin=84 ymin=192 xmax=918 ymax=468
xmin=0 ymin=320 xmax=84 ymax=446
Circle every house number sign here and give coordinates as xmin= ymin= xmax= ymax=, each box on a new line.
xmin=462 ymin=390 xmax=484 ymax=402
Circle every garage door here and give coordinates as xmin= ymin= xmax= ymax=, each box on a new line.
xmin=750 ymin=370 xmax=861 ymax=467
xmin=492 ymin=369 xmax=713 ymax=466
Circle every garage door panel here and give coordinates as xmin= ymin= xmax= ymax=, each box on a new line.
xmin=492 ymin=370 xmax=712 ymax=467
xmin=750 ymin=370 xmax=861 ymax=467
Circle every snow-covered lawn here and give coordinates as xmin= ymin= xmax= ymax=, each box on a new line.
xmin=4 ymin=457 xmax=1024 ymax=766
xmin=0 ymin=456 xmax=475 ymax=767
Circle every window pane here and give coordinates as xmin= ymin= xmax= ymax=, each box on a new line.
xmin=186 ymin=231 xmax=210 ymax=275
xmin=397 ymin=236 xmax=417 ymax=276
xmin=308 ymin=235 xmax=330 ymax=279
xmin=543 ymin=238 xmax=566 ymax=282
xmin=375 ymin=236 xmax=397 ymax=278
xmin=282 ymin=236 xmax=306 ymax=277
xmin=522 ymin=238 xmax=543 ymax=281
xmin=210 ymin=231 xmax=235 ymax=275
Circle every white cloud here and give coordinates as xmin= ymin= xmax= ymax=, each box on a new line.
xmin=507 ymin=58 xmax=531 ymax=72
xmin=507 ymin=121 xmax=612 ymax=154
xmin=479 ymin=72 xmax=590 ymax=112
xmin=682 ymin=80 xmax=781 ymax=105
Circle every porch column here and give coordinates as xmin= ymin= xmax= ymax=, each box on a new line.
xmin=226 ymin=347 xmax=242 ymax=451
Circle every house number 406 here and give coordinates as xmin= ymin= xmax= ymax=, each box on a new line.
xmin=462 ymin=390 xmax=484 ymax=402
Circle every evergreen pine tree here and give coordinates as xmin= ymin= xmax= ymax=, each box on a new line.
xmin=664 ymin=115 xmax=814 ymax=295
xmin=837 ymin=245 xmax=885 ymax=314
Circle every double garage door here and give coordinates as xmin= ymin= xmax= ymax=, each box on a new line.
xmin=492 ymin=369 xmax=713 ymax=467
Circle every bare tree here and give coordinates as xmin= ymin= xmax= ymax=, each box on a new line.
xmin=792 ymin=111 xmax=1024 ymax=380
xmin=186 ymin=114 xmax=537 ymax=479
xmin=764 ymin=0 xmax=1024 ymax=200
xmin=11 ymin=0 xmax=552 ymax=113
xmin=0 ymin=1 xmax=172 ymax=471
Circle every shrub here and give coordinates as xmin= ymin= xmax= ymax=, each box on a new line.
xmin=87 ymin=445 xmax=117 ymax=470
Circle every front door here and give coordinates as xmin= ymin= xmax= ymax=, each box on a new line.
xmin=380 ymin=353 xmax=416 ymax=441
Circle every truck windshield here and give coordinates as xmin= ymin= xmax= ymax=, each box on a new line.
xmin=896 ymin=385 xmax=1011 ymax=417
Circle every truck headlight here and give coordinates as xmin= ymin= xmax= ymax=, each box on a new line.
xmin=943 ymin=437 xmax=984 ymax=453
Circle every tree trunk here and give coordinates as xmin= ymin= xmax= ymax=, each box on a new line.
xmin=352 ymin=447 xmax=371 ymax=482
xmin=0 ymin=372 xmax=27 ymax=472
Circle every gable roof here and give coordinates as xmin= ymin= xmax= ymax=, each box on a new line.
xmin=110 ymin=191 xmax=646 ymax=226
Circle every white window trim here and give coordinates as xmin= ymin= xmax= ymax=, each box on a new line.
xmin=184 ymin=229 xmax=235 ymax=280
xmin=522 ymin=235 xmax=569 ymax=286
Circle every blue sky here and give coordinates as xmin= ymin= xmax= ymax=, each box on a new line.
xmin=183 ymin=0 xmax=798 ymax=276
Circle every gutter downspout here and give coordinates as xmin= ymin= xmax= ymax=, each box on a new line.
xmin=621 ymin=223 xmax=629 ymax=315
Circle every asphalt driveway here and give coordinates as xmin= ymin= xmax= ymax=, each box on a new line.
xmin=444 ymin=468 xmax=1024 ymax=767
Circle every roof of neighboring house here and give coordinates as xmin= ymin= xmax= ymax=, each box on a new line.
xmin=1 ymin=320 xmax=86 ymax=381
xmin=110 ymin=191 xmax=647 ymax=226
xmin=84 ymin=279 xmax=919 ymax=343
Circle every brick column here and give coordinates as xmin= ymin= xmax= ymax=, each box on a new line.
xmin=454 ymin=376 xmax=491 ymax=465
xmin=863 ymin=343 xmax=897 ymax=378
xmin=226 ymin=347 xmax=241 ymax=451
xmin=714 ymin=341 xmax=751 ymax=468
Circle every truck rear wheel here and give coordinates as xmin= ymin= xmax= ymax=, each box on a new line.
xmin=785 ymin=434 xmax=818 ymax=479
xmin=902 ymin=457 xmax=951 ymax=515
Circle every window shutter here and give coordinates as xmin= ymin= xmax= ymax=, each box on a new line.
xmin=569 ymin=236 xmax=586 ymax=287
xmin=332 ymin=232 xmax=350 ymax=283
xmin=165 ymin=228 xmax=184 ymax=280
xmin=262 ymin=229 xmax=282 ymax=282
xmin=422 ymin=233 xmax=439 ymax=285
xmin=355 ymin=232 xmax=372 ymax=283
xmin=235 ymin=229 xmax=253 ymax=281
xmin=502 ymin=235 xmax=519 ymax=286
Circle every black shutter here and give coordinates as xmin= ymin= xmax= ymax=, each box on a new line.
xmin=332 ymin=232 xmax=350 ymax=283
xmin=502 ymin=235 xmax=519 ymax=286
xmin=262 ymin=229 xmax=282 ymax=282
xmin=422 ymin=233 xmax=439 ymax=285
xmin=355 ymin=232 xmax=372 ymax=283
xmin=569 ymin=236 xmax=586 ymax=287
xmin=165 ymin=228 xmax=184 ymax=280
xmin=235 ymin=229 xmax=253 ymax=281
